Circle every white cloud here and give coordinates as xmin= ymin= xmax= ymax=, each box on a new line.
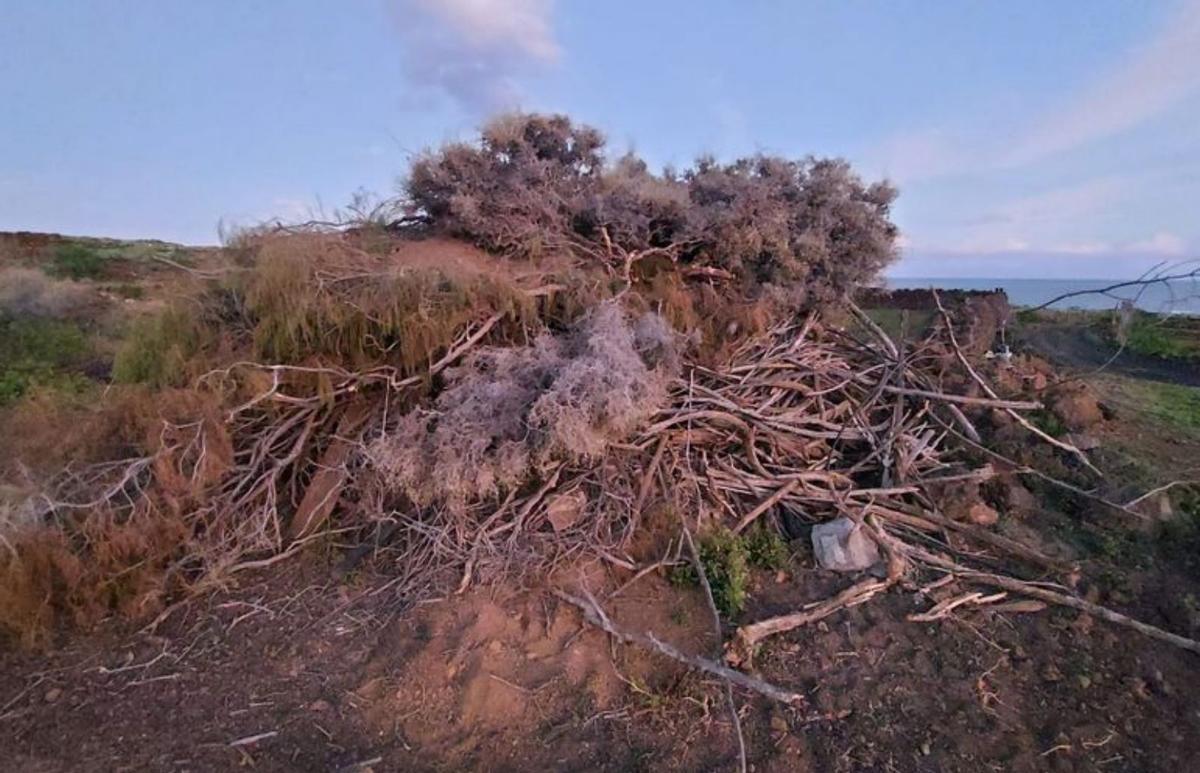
xmin=871 ymin=0 xmax=1200 ymax=182
xmin=397 ymin=0 xmax=560 ymax=113
xmin=418 ymin=0 xmax=559 ymax=62
xmin=986 ymin=177 xmax=1124 ymax=228
xmin=1005 ymin=0 xmax=1200 ymax=166
xmin=1127 ymin=231 xmax=1187 ymax=256
xmin=1051 ymin=241 xmax=1112 ymax=256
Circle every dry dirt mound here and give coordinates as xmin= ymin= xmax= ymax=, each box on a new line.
xmin=348 ymin=577 xmax=726 ymax=770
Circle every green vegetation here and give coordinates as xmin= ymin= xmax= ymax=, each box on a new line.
xmin=1124 ymin=314 xmax=1200 ymax=360
xmin=108 ymin=283 xmax=145 ymax=300
xmin=670 ymin=525 xmax=791 ymax=617
xmin=695 ymin=528 xmax=749 ymax=617
xmin=47 ymin=244 xmax=106 ymax=280
xmin=1029 ymin=408 xmax=1067 ymax=437
xmin=1077 ymin=526 xmax=1154 ymax=570
xmin=744 ymin=523 xmax=790 ymax=570
xmin=1128 ymin=381 xmax=1200 ymax=429
xmin=1014 ymin=307 xmax=1041 ymax=325
xmin=1159 ymin=493 xmax=1200 ymax=579
xmin=0 ymin=317 xmax=92 ymax=404
xmin=112 ymin=307 xmax=204 ymax=388
xmin=862 ymin=307 xmax=936 ymax=342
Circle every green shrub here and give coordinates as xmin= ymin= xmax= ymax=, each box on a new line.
xmin=47 ymin=244 xmax=106 ymax=280
xmin=0 ymin=317 xmax=92 ymax=404
xmin=1014 ymin=308 xmax=1040 ymax=325
xmin=112 ymin=308 xmax=203 ymax=388
xmin=1124 ymin=315 xmax=1200 ymax=360
xmin=670 ymin=527 xmax=759 ymax=617
xmin=109 ymin=283 xmax=145 ymax=300
xmin=744 ymin=524 xmax=791 ymax=570
xmin=1030 ymin=408 xmax=1067 ymax=437
xmin=670 ymin=525 xmax=794 ymax=616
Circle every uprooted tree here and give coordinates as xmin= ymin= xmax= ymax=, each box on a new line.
xmin=2 ymin=112 xmax=1194 ymax=679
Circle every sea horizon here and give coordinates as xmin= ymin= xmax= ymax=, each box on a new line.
xmin=883 ymin=276 xmax=1200 ymax=315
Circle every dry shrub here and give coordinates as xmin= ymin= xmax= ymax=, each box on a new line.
xmin=0 ymin=387 xmax=152 ymax=482
xmin=0 ymin=504 xmax=191 ymax=648
xmin=145 ymin=389 xmax=235 ymax=508
xmin=241 ymin=233 xmax=536 ymax=370
xmin=407 ymin=114 xmax=605 ymax=260
xmin=635 ymin=272 xmax=774 ymax=362
xmin=0 ymin=267 xmax=99 ymax=320
xmin=406 ymin=112 xmax=898 ymax=305
xmin=0 ymin=387 xmax=235 ymax=646
xmin=368 ymin=302 xmax=677 ymax=512
xmin=684 ymin=155 xmax=898 ymax=306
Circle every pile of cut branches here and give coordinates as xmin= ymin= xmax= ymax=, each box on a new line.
xmin=558 ymin=301 xmax=1200 ymax=679
xmin=3 ymin=114 xmax=1195 ymax=673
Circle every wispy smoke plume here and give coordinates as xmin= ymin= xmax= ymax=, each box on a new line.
xmin=397 ymin=0 xmax=560 ymax=113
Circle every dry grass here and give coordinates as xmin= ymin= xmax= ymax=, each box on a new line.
xmin=0 ymin=268 xmax=100 ymax=319
xmin=243 ymin=233 xmax=537 ymax=370
xmin=0 ymin=505 xmax=192 ymax=648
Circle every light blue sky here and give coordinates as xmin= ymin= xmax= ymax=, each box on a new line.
xmin=3 ymin=1 xmax=1198 ymax=277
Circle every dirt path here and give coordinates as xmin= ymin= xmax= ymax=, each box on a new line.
xmin=1021 ymin=324 xmax=1200 ymax=387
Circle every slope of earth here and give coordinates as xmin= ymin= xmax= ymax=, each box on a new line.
xmin=1019 ymin=318 xmax=1200 ymax=387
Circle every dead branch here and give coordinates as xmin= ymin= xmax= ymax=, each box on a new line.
xmin=731 ymin=574 xmax=898 ymax=656
xmin=554 ymin=589 xmax=806 ymax=705
xmin=899 ymin=542 xmax=1200 ymax=656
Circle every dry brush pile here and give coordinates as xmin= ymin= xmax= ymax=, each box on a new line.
xmin=1 ymin=113 xmax=1195 ymax=683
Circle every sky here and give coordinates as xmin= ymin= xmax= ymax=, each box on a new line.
xmin=2 ymin=1 xmax=1199 ymax=278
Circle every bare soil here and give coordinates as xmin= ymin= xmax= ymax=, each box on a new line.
xmin=3 ymin=483 xmax=1200 ymax=772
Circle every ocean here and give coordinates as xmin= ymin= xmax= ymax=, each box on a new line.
xmin=885 ymin=277 xmax=1200 ymax=315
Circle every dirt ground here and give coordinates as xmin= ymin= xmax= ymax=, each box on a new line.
xmin=3 ymin=467 xmax=1200 ymax=772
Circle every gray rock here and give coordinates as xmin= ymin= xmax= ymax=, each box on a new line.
xmin=811 ymin=517 xmax=880 ymax=572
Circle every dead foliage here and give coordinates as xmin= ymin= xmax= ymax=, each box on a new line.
xmin=0 ymin=268 xmax=100 ymax=320
xmin=406 ymin=112 xmax=898 ymax=306
xmin=241 ymin=233 xmax=538 ymax=369
xmin=0 ymin=231 xmax=559 ymax=644
xmin=368 ymin=302 xmax=676 ymax=513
